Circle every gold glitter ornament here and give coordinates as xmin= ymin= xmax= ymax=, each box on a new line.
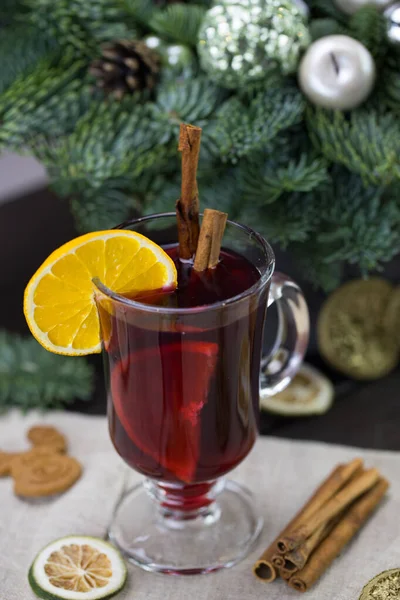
xmin=317 ymin=279 xmax=399 ymax=380
xmin=197 ymin=0 xmax=310 ymax=89
xmin=359 ymin=568 xmax=400 ymax=600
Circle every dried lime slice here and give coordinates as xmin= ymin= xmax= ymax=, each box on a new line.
xmin=260 ymin=363 xmax=334 ymax=416
xmin=317 ymin=279 xmax=398 ymax=380
xmin=359 ymin=568 xmax=400 ymax=600
xmin=28 ymin=536 xmax=127 ymax=600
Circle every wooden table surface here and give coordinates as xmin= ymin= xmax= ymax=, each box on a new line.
xmin=2 ymin=189 xmax=399 ymax=451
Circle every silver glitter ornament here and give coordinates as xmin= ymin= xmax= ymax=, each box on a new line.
xmin=198 ymin=0 xmax=310 ymax=89
xmin=384 ymin=3 xmax=400 ymax=44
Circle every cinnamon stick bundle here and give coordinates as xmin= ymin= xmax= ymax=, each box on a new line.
xmin=288 ymin=477 xmax=389 ymax=593
xmin=277 ymin=467 xmax=380 ymax=554
xmin=176 ymin=124 xmax=202 ymax=259
xmin=252 ymin=459 xmax=362 ymax=583
xmin=253 ymin=458 xmax=389 ymax=591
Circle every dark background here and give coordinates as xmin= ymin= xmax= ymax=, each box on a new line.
xmin=2 ymin=188 xmax=399 ymax=451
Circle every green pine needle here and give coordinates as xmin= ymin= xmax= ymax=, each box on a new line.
xmin=69 ymin=182 xmax=139 ymax=231
xmin=240 ymin=154 xmax=328 ymax=205
xmin=307 ymin=107 xmax=400 ymax=186
xmin=238 ymin=191 xmax=321 ymax=248
xmin=23 ymin=0 xmax=135 ymax=54
xmin=149 ymin=4 xmax=207 ymax=46
xmin=0 ymin=26 xmax=56 ymax=95
xmin=0 ymin=53 xmax=92 ymax=150
xmin=123 ymin=0 xmax=155 ymax=27
xmin=155 ymin=76 xmax=226 ymax=143
xmin=316 ymin=170 xmax=400 ymax=273
xmin=0 ymin=331 xmax=94 ymax=412
xmin=348 ymin=6 xmax=388 ymax=60
xmin=212 ymin=85 xmax=305 ymax=163
xmin=379 ymin=54 xmax=400 ymax=114
xmin=40 ymin=99 xmax=172 ymax=193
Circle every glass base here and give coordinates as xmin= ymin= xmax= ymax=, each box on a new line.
xmin=108 ymin=479 xmax=263 ymax=575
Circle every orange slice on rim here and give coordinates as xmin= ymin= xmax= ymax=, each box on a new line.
xmin=24 ymin=230 xmax=177 ymax=355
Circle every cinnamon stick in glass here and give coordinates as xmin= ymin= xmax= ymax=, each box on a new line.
xmin=277 ymin=467 xmax=380 ymax=554
xmin=288 ymin=477 xmax=389 ymax=593
xmin=252 ymin=459 xmax=362 ymax=583
xmin=176 ymin=124 xmax=202 ymax=260
xmin=193 ymin=209 xmax=228 ymax=272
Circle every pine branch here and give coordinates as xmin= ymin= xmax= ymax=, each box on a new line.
xmin=238 ymin=191 xmax=321 ymax=248
xmin=0 ymin=331 xmax=94 ymax=412
xmin=379 ymin=53 xmax=400 ymax=114
xmin=40 ymin=99 xmax=172 ymax=194
xmin=310 ymin=18 xmax=342 ymax=41
xmin=23 ymin=0 xmax=136 ymax=54
xmin=347 ymin=6 xmax=388 ymax=61
xmin=123 ymin=0 xmax=155 ymax=27
xmin=156 ymin=76 xmax=226 ymax=127
xmin=309 ymin=0 xmax=348 ymax=23
xmin=211 ymin=85 xmax=305 ymax=163
xmin=69 ymin=181 xmax=140 ymax=232
xmin=0 ymin=1 xmax=27 ymax=25
xmin=307 ymin=107 xmax=400 ymax=186
xmin=0 ymin=25 xmax=56 ymax=95
xmin=316 ymin=170 xmax=400 ymax=273
xmin=240 ymin=154 xmax=328 ymax=205
xmin=294 ymin=242 xmax=344 ymax=292
xmin=0 ymin=53 xmax=92 ymax=150
xmin=149 ymin=4 xmax=207 ymax=46
xmin=144 ymin=166 xmax=242 ymax=218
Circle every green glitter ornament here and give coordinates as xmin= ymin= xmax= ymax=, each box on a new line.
xmin=197 ymin=0 xmax=310 ymax=89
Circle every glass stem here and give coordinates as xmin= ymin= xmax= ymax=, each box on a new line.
xmin=144 ymin=478 xmax=225 ymax=522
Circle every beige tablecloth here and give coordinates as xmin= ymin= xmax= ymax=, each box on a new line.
xmin=1 ymin=410 xmax=399 ymax=600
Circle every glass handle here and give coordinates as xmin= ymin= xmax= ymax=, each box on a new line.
xmin=260 ymin=272 xmax=309 ymax=397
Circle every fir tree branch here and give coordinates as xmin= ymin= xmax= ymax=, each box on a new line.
xmin=347 ymin=6 xmax=388 ymax=61
xmin=143 ymin=167 xmax=241 ymax=218
xmin=309 ymin=0 xmax=348 ymax=23
xmin=240 ymin=154 xmax=328 ymax=205
xmin=23 ymin=0 xmax=136 ymax=54
xmin=211 ymin=85 xmax=305 ymax=163
xmin=0 ymin=1 xmax=27 ymax=26
xmin=69 ymin=181 xmax=140 ymax=232
xmin=123 ymin=0 xmax=155 ymax=28
xmin=316 ymin=170 xmax=400 ymax=273
xmin=238 ymin=191 xmax=321 ymax=248
xmin=155 ymin=76 xmax=226 ymax=127
xmin=149 ymin=4 xmax=208 ymax=46
xmin=0 ymin=331 xmax=94 ymax=412
xmin=379 ymin=53 xmax=400 ymax=114
xmin=307 ymin=107 xmax=400 ymax=186
xmin=40 ymin=99 xmax=172 ymax=195
xmin=0 ymin=25 xmax=56 ymax=95
xmin=309 ymin=18 xmax=342 ymax=41
xmin=0 ymin=53 xmax=92 ymax=150
xmin=294 ymin=242 xmax=344 ymax=292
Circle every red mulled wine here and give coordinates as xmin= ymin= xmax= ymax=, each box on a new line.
xmin=100 ymin=245 xmax=268 ymax=485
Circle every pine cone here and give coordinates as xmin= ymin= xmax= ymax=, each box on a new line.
xmin=90 ymin=40 xmax=160 ymax=99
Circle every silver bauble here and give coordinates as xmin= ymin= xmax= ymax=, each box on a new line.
xmin=198 ymin=0 xmax=310 ymax=89
xmin=384 ymin=3 xmax=400 ymax=44
xmin=298 ymin=35 xmax=375 ymax=110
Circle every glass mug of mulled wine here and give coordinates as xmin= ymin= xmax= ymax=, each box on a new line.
xmin=94 ymin=213 xmax=309 ymax=575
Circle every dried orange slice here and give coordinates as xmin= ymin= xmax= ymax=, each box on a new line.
xmin=28 ymin=536 xmax=127 ymax=600
xmin=24 ymin=231 xmax=177 ymax=356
